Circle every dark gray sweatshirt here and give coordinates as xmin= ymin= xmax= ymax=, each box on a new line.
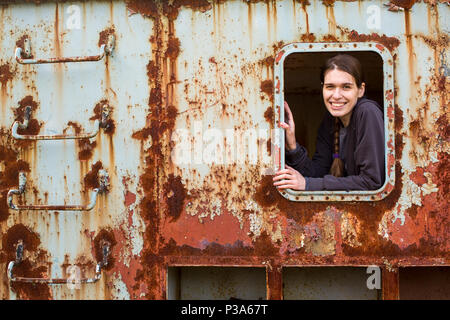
xmin=285 ymin=97 xmax=385 ymax=191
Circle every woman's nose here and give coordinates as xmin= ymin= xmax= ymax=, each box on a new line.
xmin=332 ymin=88 xmax=342 ymax=98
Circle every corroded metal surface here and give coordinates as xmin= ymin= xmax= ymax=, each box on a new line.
xmin=0 ymin=0 xmax=448 ymax=300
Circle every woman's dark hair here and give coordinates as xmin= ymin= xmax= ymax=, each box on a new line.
xmin=320 ymin=54 xmax=365 ymax=87
xmin=321 ymin=54 xmax=365 ymax=177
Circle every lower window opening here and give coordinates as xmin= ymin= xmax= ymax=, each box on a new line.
xmin=283 ymin=267 xmax=381 ymax=300
xmin=168 ymin=267 xmax=266 ymax=300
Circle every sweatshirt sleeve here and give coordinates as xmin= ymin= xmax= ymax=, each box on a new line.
xmin=306 ymin=103 xmax=385 ymax=191
xmin=285 ymin=115 xmax=333 ymax=178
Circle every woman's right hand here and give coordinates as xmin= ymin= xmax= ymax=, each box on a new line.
xmin=280 ymin=101 xmax=297 ymax=151
xmin=273 ymin=165 xmax=306 ymax=190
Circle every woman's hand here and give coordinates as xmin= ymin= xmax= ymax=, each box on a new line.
xmin=280 ymin=101 xmax=297 ymax=151
xmin=273 ymin=165 xmax=306 ymax=190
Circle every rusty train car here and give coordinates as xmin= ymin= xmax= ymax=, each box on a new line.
xmin=0 ymin=0 xmax=448 ymax=300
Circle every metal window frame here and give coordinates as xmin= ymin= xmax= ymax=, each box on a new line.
xmin=273 ymin=42 xmax=395 ymax=202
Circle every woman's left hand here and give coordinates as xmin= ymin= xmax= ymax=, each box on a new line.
xmin=273 ymin=165 xmax=306 ymax=190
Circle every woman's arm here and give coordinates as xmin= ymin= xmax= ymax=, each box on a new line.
xmin=275 ymin=102 xmax=333 ymax=191
xmin=285 ymin=114 xmax=334 ymax=178
xmin=306 ymin=103 xmax=385 ymax=191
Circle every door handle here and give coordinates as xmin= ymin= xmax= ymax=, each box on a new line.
xmin=7 ymin=170 xmax=109 ymax=211
xmin=12 ymin=105 xmax=110 ymax=140
xmin=7 ymin=240 xmax=110 ymax=284
xmin=15 ymin=35 xmax=115 ymax=64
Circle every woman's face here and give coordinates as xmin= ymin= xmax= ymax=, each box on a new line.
xmin=322 ymin=68 xmax=365 ymax=126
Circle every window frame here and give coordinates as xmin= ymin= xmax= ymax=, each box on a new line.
xmin=272 ymin=42 xmax=395 ymax=202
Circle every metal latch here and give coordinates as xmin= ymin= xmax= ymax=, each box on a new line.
xmin=11 ymin=105 xmax=110 ymax=140
xmin=7 ymin=240 xmax=111 ymax=284
xmin=15 ymin=35 xmax=115 ymax=64
xmin=7 ymin=170 xmax=109 ymax=211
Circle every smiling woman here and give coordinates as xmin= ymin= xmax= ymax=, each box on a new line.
xmin=273 ymin=54 xmax=385 ymax=191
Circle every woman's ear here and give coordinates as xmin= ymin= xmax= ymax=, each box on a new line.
xmin=358 ymin=82 xmax=366 ymax=97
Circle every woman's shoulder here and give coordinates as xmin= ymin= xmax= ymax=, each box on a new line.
xmin=354 ymin=97 xmax=383 ymax=118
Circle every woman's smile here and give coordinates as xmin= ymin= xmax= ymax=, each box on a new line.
xmin=329 ymin=101 xmax=347 ymax=109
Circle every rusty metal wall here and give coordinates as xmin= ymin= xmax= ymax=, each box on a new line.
xmin=0 ymin=0 xmax=448 ymax=300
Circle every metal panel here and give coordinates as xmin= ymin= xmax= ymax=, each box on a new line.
xmin=283 ymin=267 xmax=380 ymax=300
xmin=168 ymin=267 xmax=266 ymax=300
xmin=0 ymin=0 xmax=449 ymax=300
xmin=399 ymin=267 xmax=450 ymax=300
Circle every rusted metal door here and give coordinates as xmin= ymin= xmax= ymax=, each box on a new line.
xmin=0 ymin=0 xmax=449 ymax=300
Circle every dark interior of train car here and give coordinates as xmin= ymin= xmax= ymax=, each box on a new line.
xmin=284 ymin=51 xmax=384 ymax=157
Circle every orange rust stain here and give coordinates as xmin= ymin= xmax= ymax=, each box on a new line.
xmin=11 ymin=96 xmax=41 ymax=149
xmin=0 ymin=64 xmax=14 ymax=86
xmin=322 ymin=0 xmax=335 ymax=5
xmin=322 ymin=34 xmax=338 ymax=42
xmin=264 ymin=106 xmax=274 ymax=124
xmin=126 ymin=0 xmax=159 ymax=18
xmin=78 ymin=138 xmax=97 ymax=161
xmin=98 ymin=27 xmax=115 ymax=48
xmin=161 ymin=207 xmax=253 ymax=249
xmin=390 ymin=0 xmax=418 ymax=9
xmin=300 ymin=0 xmax=310 ymax=34
xmin=2 ymin=224 xmax=40 ymax=262
xmin=409 ymin=168 xmax=427 ymax=190
xmin=148 ymin=86 xmax=162 ymax=108
xmin=9 ymin=260 xmax=51 ymax=300
xmin=0 ymin=190 xmax=9 ymax=222
xmin=386 ymin=89 xmax=394 ymax=101
xmin=66 ymin=121 xmax=97 ymax=161
xmin=275 ymin=78 xmax=280 ymax=92
xmin=301 ymin=33 xmax=316 ymax=42
xmin=436 ymin=113 xmax=449 ymax=142
xmin=132 ymin=126 xmax=154 ymax=141
xmin=392 ymin=157 xmax=449 ymax=253
xmin=160 ymin=230 xmax=279 ymax=257
xmin=128 ymin=0 xmax=211 ymax=20
xmin=83 ymin=161 xmax=103 ymax=190
xmin=1 ymin=224 xmax=51 ymax=300
xmin=15 ymin=35 xmax=30 ymax=53
xmin=0 ymin=140 xmax=31 ymax=222
xmin=169 ymin=0 xmax=212 ymax=15
xmin=54 ymin=4 xmax=61 ymax=57
xmin=275 ymin=50 xmax=285 ymax=63
xmin=111 ymin=227 xmax=147 ymax=299
xmin=260 ymin=79 xmax=274 ymax=100
xmin=124 ymin=191 xmax=136 ymax=207
xmin=147 ymin=60 xmax=158 ymax=80
xmin=93 ymin=228 xmax=117 ymax=271
xmin=163 ymin=174 xmax=187 ymax=223
xmin=260 ymin=55 xmax=275 ymax=69
xmin=135 ymin=17 xmax=165 ymax=294
xmin=404 ymin=10 xmax=415 ymax=79
xmin=90 ymin=99 xmax=115 ymax=135
xmin=347 ymin=30 xmax=401 ymax=52
xmin=376 ymin=44 xmax=385 ymax=52
xmin=166 ymin=37 xmax=181 ymax=60
xmin=15 ymin=96 xmax=39 ymax=125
